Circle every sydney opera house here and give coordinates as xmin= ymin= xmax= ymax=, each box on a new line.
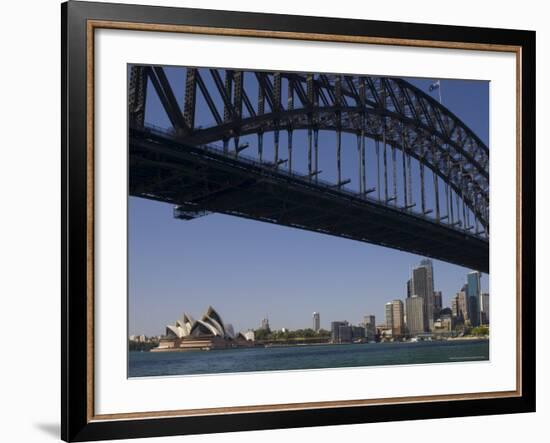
xmin=154 ymin=306 xmax=254 ymax=352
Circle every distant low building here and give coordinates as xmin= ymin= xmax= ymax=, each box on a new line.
xmin=351 ymin=325 xmax=366 ymax=342
xmin=242 ymin=329 xmax=255 ymax=341
xmin=378 ymin=325 xmax=393 ymax=340
xmin=331 ymin=321 xmax=349 ymax=343
xmin=363 ymin=315 xmax=376 ymax=341
xmin=338 ymin=324 xmax=352 ymax=343
xmin=433 ymin=316 xmax=453 ymax=336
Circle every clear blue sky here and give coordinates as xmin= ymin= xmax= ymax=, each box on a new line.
xmin=129 ymin=67 xmax=489 ymax=336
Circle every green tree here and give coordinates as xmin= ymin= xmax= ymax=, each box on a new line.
xmin=470 ymin=326 xmax=489 ymax=336
xmin=254 ymin=329 xmax=270 ymax=341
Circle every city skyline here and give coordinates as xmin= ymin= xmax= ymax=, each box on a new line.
xmin=129 ymin=231 xmax=488 ymax=336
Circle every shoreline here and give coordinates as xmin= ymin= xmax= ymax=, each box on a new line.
xmin=141 ymin=336 xmax=489 ymax=353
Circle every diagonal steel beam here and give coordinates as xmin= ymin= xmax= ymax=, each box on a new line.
xmin=195 ymin=71 xmax=223 ymax=125
xmin=209 ymin=69 xmax=236 ymax=120
xmin=146 ymin=66 xmax=189 ymax=132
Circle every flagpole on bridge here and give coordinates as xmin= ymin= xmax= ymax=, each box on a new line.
xmin=429 ymin=80 xmax=442 ymax=104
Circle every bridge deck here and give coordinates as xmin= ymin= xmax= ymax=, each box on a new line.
xmin=130 ymin=128 xmax=489 ymax=273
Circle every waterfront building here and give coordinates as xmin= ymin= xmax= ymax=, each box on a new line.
xmin=363 ymin=315 xmax=376 ymax=341
xmin=392 ymin=300 xmax=405 ymax=337
xmin=331 ymin=321 xmax=349 ymax=343
xmin=433 ymin=291 xmax=443 ymax=319
xmin=160 ymin=306 xmax=254 ymax=351
xmin=433 ymin=310 xmax=453 ymax=336
xmin=480 ymin=292 xmax=490 ymax=325
xmin=467 ymin=271 xmax=482 ymax=326
xmin=313 ymin=312 xmax=320 ymax=332
xmin=338 ymin=324 xmax=353 ymax=343
xmin=242 ymin=329 xmax=255 ymax=341
xmin=351 ymin=325 xmax=366 ymax=341
xmin=412 ymin=260 xmax=435 ymax=330
xmin=406 ymin=295 xmax=425 ymax=336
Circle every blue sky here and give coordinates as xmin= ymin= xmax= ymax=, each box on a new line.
xmin=129 ymin=68 xmax=489 ymax=336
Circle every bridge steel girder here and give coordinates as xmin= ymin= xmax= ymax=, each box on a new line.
xmin=129 ymin=129 xmax=489 ymax=273
xmin=177 ymin=105 xmax=488 ymax=230
xmin=126 ymin=68 xmax=489 ymax=231
xmin=128 ymin=66 xmax=490 ymax=236
xmin=128 ymin=66 xmax=148 ymax=129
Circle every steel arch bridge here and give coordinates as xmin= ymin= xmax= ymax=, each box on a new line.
xmin=128 ymin=65 xmax=489 ymax=273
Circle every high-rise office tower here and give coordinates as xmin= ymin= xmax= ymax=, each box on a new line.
xmin=456 ymin=291 xmax=470 ymax=325
xmin=451 ymin=294 xmax=459 ymax=318
xmin=312 ymin=312 xmax=320 ymax=332
xmin=406 ymin=295 xmax=425 ymax=336
xmin=467 ymin=271 xmax=481 ymax=326
xmin=433 ymin=291 xmax=443 ymax=319
xmin=480 ymin=292 xmax=490 ymax=325
xmin=406 ymin=279 xmax=412 ymax=298
xmin=386 ymin=300 xmax=405 ymax=337
xmin=412 ymin=261 xmax=434 ymax=330
xmin=385 ymin=302 xmax=394 ymax=331
xmin=420 ymin=259 xmax=434 ymax=293
xmin=468 ymin=296 xmax=479 ymax=327
xmin=392 ymin=300 xmax=405 ymax=337
xmin=420 ymin=259 xmax=435 ymax=328
xmin=260 ymin=317 xmax=270 ymax=331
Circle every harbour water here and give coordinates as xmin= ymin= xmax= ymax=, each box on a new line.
xmin=128 ymin=339 xmax=489 ymax=377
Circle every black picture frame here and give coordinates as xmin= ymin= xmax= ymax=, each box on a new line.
xmin=62 ymin=1 xmax=536 ymax=441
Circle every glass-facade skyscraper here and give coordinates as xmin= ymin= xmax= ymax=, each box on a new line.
xmin=412 ymin=259 xmax=434 ymax=331
xmin=480 ymin=293 xmax=490 ymax=325
xmin=467 ymin=271 xmax=481 ymax=326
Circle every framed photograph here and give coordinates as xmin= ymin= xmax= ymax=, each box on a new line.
xmin=62 ymin=1 xmax=535 ymax=441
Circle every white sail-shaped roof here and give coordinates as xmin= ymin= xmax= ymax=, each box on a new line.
xmin=165 ymin=306 xmax=233 ymax=339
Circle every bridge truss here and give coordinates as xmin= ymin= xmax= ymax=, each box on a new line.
xmin=128 ymin=65 xmax=489 ymax=272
